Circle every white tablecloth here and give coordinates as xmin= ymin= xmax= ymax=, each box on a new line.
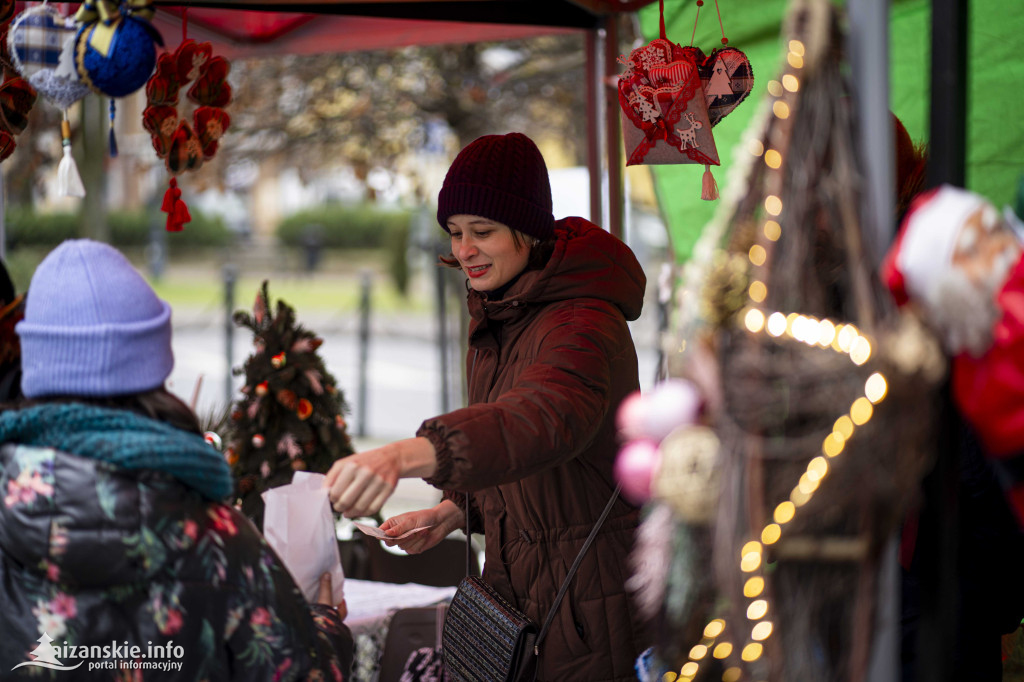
xmin=344 ymin=579 xmax=456 ymax=681
xmin=345 ymin=579 xmax=456 ymax=626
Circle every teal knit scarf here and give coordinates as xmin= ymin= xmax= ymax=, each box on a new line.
xmin=0 ymin=403 xmax=232 ymax=501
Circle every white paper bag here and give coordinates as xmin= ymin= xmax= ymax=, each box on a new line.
xmin=261 ymin=471 xmax=345 ymax=605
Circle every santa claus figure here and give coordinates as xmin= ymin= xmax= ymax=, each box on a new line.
xmin=883 ymin=184 xmax=1024 ymax=524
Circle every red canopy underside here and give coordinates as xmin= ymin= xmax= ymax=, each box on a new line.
xmin=150 ymin=7 xmax=579 ymax=58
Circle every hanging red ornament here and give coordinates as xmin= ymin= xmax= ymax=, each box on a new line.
xmin=255 ymin=381 xmax=268 ymax=396
xmin=142 ymin=38 xmax=232 ymax=231
xmin=271 ymin=352 xmax=286 ymax=368
xmin=0 ymin=74 xmax=37 ymax=163
xmin=251 ymin=434 xmax=265 ymax=448
xmin=161 ymin=177 xmax=191 ymax=231
xmin=617 ymin=0 xmax=753 ymax=200
xmin=297 ymin=399 xmax=313 ymax=420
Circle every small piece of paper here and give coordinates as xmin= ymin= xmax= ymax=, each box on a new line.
xmin=352 ymin=521 xmax=431 ymax=540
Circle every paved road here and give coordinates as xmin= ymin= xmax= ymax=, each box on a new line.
xmin=167 ymin=310 xmax=661 ymax=444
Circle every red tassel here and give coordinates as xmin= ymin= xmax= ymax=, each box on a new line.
xmin=701 ymin=164 xmax=719 ymax=201
xmin=162 ymin=177 xmax=192 ymax=232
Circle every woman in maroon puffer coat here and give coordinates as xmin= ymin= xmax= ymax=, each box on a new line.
xmin=327 ymin=132 xmax=649 ymax=681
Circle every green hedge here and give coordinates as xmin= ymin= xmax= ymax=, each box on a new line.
xmin=276 ymin=203 xmax=411 ymax=250
xmin=277 ymin=203 xmax=412 ymax=295
xmin=4 ymin=207 xmax=232 ymax=250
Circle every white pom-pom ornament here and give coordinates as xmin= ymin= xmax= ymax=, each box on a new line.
xmin=616 ymin=379 xmax=702 ymax=444
xmin=645 ymin=379 xmax=702 ymax=441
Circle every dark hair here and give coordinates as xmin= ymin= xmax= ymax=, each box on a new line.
xmin=0 ymin=258 xmax=14 ymax=306
xmin=439 ymin=228 xmax=555 ymax=273
xmin=15 ymin=387 xmax=202 ymax=435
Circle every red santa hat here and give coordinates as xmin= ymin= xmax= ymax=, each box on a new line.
xmin=882 ymin=185 xmax=994 ymax=306
xmin=881 ymin=184 xmax=1020 ymax=357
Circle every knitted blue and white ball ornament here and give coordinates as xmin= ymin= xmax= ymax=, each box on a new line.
xmin=74 ymin=2 xmax=162 ymax=98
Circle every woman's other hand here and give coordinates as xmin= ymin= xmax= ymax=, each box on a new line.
xmin=317 ymin=572 xmax=347 ymax=620
xmin=380 ymin=499 xmax=462 ymax=555
xmin=325 ymin=437 xmax=438 ymax=518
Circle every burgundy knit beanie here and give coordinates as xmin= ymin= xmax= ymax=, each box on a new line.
xmin=437 ymin=132 xmax=555 ymax=241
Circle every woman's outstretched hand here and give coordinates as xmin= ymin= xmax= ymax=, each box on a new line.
xmin=325 ymin=437 xmax=438 ymax=518
xmin=380 ymin=499 xmax=462 ymax=555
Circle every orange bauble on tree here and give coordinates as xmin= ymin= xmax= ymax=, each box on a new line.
xmin=142 ymin=38 xmax=231 ymax=231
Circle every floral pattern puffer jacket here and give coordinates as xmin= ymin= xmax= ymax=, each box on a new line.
xmin=0 ymin=405 xmax=348 ymax=681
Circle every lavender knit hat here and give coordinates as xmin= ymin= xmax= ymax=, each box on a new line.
xmin=16 ymin=239 xmax=173 ymax=398
xmin=437 ymin=132 xmax=555 ymax=240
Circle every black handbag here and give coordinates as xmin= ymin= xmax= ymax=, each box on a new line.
xmin=442 ymin=486 xmax=621 ymax=682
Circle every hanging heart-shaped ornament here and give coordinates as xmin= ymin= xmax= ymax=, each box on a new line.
xmin=689 ymin=46 xmax=755 ymax=127
xmin=0 ymin=75 xmax=37 ymax=137
xmin=175 ymin=39 xmax=211 ymax=82
xmin=145 ymin=52 xmax=181 ymax=106
xmin=194 ymin=105 xmax=230 ymax=159
xmin=7 ymin=3 xmax=91 ymax=110
xmin=166 ymin=119 xmax=203 ymax=174
xmin=617 ymin=37 xmax=719 ymax=167
xmin=0 ymin=0 xmax=15 ymax=25
xmin=188 ymin=56 xmax=231 ymax=107
xmin=141 ymin=104 xmax=177 ymax=156
xmin=0 ymin=75 xmax=36 ymax=162
xmin=74 ymin=0 xmax=163 ymax=98
xmin=0 ymin=130 xmax=15 ymax=162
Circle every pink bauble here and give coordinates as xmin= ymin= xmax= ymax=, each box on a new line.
xmin=644 ymin=379 xmax=701 ymax=442
xmin=616 ymin=390 xmax=647 ymax=441
xmin=615 ymin=439 xmax=661 ymax=505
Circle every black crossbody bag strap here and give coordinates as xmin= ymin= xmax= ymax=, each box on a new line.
xmin=463 ymin=483 xmax=622 ymax=655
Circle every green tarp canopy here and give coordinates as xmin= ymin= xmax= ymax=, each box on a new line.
xmin=639 ymin=0 xmax=1024 ymax=262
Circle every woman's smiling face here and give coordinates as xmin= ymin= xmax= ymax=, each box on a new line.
xmin=447 ymin=215 xmax=531 ymax=292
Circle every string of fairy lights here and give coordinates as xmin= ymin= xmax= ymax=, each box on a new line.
xmin=668 ymin=35 xmax=892 ymax=682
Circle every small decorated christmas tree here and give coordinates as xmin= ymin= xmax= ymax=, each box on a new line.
xmin=227 ymin=281 xmax=355 ymax=527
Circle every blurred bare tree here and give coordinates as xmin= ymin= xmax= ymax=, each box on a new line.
xmin=223 ymin=34 xmax=588 ymax=185
xmin=2 ymin=33 xmax=590 ymax=211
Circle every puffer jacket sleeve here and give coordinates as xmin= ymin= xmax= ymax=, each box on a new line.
xmin=436 ymin=487 xmax=484 ymax=535
xmin=421 ymin=299 xmax=629 ymax=491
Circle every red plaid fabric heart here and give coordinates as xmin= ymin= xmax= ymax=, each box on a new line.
xmin=685 ymin=46 xmax=755 ymax=127
xmin=146 ymin=53 xmax=181 ymax=107
xmin=142 ymin=104 xmax=178 ymax=156
xmin=0 ymin=0 xmax=15 ymax=25
xmin=0 ymin=75 xmax=37 ymax=136
xmin=166 ymin=120 xmax=203 ymax=174
xmin=188 ymin=56 xmax=231 ymax=108
xmin=194 ymin=105 xmax=230 ymax=159
xmin=174 ymin=39 xmax=213 ymax=83
xmin=0 ymin=129 xmax=16 ymax=162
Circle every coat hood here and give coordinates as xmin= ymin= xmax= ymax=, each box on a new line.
xmin=468 ymin=217 xmax=646 ymax=324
